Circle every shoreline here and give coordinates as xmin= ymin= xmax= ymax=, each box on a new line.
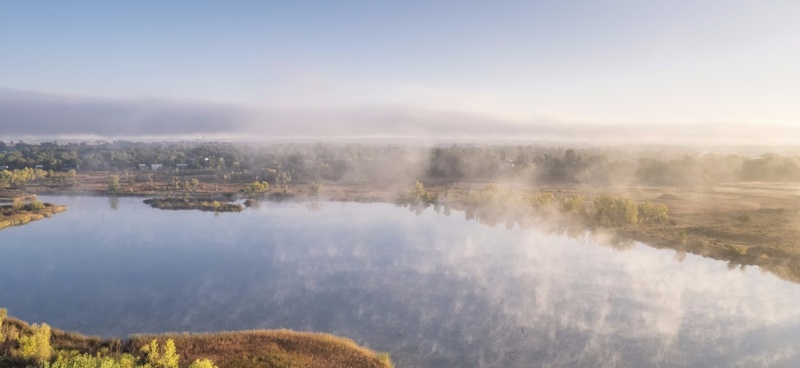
xmin=5 ymin=171 xmax=800 ymax=284
xmin=0 ymin=312 xmax=393 ymax=368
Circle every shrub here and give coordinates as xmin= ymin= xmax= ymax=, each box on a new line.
xmin=188 ymin=359 xmax=219 ymax=368
xmin=377 ymin=353 xmax=394 ymax=368
xmin=675 ymin=230 xmax=688 ymax=244
xmin=141 ymin=338 xmax=179 ymax=368
xmin=29 ymin=201 xmax=45 ymax=211
xmin=243 ymin=181 xmax=269 ymax=195
xmin=107 ymin=175 xmax=120 ymax=192
xmin=307 ymin=181 xmax=323 ymax=197
xmin=637 ymin=201 xmax=669 ymax=224
xmin=530 ymin=192 xmax=555 ymax=208
xmin=594 ymin=194 xmax=638 ymax=226
xmin=19 ymin=323 xmax=52 ymax=364
xmin=561 ymin=195 xmax=585 ymax=214
xmin=399 ymin=181 xmax=437 ymax=205
xmin=737 ymin=214 xmax=751 ymax=224
xmin=730 ymin=244 xmax=748 ymax=256
xmin=49 ymin=352 xmax=139 ymax=368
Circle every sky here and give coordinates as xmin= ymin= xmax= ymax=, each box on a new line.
xmin=1 ymin=1 xmax=799 ymax=143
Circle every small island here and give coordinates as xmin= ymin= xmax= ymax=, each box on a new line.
xmin=0 ymin=196 xmax=66 ymax=231
xmin=143 ymin=197 xmax=243 ymax=212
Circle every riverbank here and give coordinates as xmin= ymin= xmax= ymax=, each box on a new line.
xmin=0 ymin=310 xmax=393 ymax=368
xmin=8 ymin=171 xmax=800 ymax=283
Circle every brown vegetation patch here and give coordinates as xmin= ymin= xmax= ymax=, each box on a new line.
xmin=130 ymin=330 xmax=391 ymax=368
xmin=0 ymin=314 xmax=392 ymax=368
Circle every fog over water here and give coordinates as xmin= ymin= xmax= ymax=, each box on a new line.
xmin=1 ymin=196 xmax=798 ymax=367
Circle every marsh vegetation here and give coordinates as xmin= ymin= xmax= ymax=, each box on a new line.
xmin=142 ymin=198 xmax=243 ymax=213
xmin=0 ymin=308 xmax=392 ymax=368
xmin=4 ymin=141 xmax=800 ymax=281
xmin=0 ymin=197 xmax=66 ymax=231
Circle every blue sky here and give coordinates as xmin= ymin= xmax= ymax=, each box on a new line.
xmin=1 ymin=1 xmax=799 ymax=142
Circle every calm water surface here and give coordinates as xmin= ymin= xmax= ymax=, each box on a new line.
xmin=1 ymin=196 xmax=799 ymax=367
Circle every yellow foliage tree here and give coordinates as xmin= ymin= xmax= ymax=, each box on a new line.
xmin=19 ymin=323 xmax=52 ymax=364
xmin=141 ymin=338 xmax=179 ymax=368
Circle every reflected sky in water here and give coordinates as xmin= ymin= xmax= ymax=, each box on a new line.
xmin=1 ymin=196 xmax=799 ymax=367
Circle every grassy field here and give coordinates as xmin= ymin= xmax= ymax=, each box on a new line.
xmin=130 ymin=331 xmax=392 ymax=368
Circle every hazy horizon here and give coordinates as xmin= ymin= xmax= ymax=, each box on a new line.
xmin=2 ymin=1 xmax=799 ymax=144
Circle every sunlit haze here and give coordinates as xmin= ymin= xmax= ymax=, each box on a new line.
xmin=1 ymin=1 xmax=799 ymax=143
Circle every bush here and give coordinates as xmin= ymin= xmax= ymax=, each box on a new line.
xmin=189 ymin=359 xmax=219 ymax=368
xmin=29 ymin=201 xmax=45 ymax=211
xmin=411 ymin=181 xmax=436 ymax=203
xmin=307 ymin=181 xmax=323 ymax=197
xmin=530 ymin=192 xmax=555 ymax=208
xmin=638 ymin=201 xmax=669 ymax=224
xmin=141 ymin=338 xmax=179 ymax=368
xmin=19 ymin=323 xmax=52 ymax=364
xmin=737 ymin=214 xmax=751 ymax=224
xmin=243 ymin=181 xmax=269 ymax=195
xmin=49 ymin=352 xmax=139 ymax=368
xmin=561 ymin=195 xmax=585 ymax=214
xmin=675 ymin=230 xmax=688 ymax=244
xmin=594 ymin=194 xmax=639 ymax=226
xmin=107 ymin=175 xmax=120 ymax=192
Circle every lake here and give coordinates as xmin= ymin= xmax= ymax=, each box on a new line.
xmin=1 ymin=196 xmax=799 ymax=367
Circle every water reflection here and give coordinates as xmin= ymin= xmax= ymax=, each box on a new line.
xmin=108 ymin=196 xmax=120 ymax=211
xmin=0 ymin=196 xmax=799 ymax=367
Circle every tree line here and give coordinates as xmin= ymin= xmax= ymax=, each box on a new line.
xmin=2 ymin=141 xmax=800 ymax=186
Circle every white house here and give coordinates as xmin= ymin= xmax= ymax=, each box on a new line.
xmin=151 ymin=164 xmax=163 ymax=170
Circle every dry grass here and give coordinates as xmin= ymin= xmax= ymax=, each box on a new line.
xmin=130 ymin=330 xmax=392 ymax=368
xmin=1 ymin=316 xmax=392 ymax=368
